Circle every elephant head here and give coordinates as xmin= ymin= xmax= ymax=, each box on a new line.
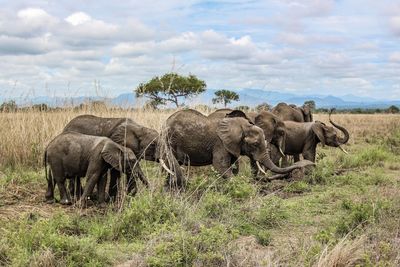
xmin=217 ymin=116 xmax=314 ymax=174
xmin=110 ymin=122 xmax=159 ymax=161
xmin=254 ymin=111 xmax=286 ymax=157
xmin=311 ymin=118 xmax=349 ymax=153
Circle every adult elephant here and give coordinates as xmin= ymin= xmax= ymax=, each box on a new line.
xmin=162 ymin=109 xmax=314 ymax=186
xmin=63 ymin=115 xmax=158 ymax=198
xmin=208 ymin=109 xmax=286 ymax=173
xmin=273 ymin=113 xmax=350 ymax=163
xmin=272 ymin=102 xmax=313 ymax=122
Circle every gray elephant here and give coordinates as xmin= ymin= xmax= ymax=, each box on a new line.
xmin=162 ymin=109 xmax=314 ymax=186
xmin=63 ymin=115 xmax=158 ymax=198
xmin=272 ymin=102 xmax=313 ymax=122
xmin=45 ymin=132 xmax=148 ymax=205
xmin=274 ymin=114 xmax=350 ymax=163
xmin=208 ymin=109 xmax=286 ymax=176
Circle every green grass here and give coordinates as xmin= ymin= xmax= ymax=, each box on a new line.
xmin=1 ymin=132 xmax=400 ymax=266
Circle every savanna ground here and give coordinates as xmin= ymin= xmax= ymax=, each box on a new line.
xmin=0 ymin=108 xmax=399 ymax=266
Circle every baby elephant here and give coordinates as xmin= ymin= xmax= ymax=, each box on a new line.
xmin=45 ymin=132 xmax=148 ymax=205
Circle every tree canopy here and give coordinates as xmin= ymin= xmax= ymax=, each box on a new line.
xmin=212 ymin=89 xmax=239 ymax=107
xmin=136 ymin=73 xmax=206 ymax=108
xmin=304 ymin=100 xmax=316 ymax=110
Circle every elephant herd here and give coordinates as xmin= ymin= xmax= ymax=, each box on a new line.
xmin=44 ymin=102 xmax=349 ymax=206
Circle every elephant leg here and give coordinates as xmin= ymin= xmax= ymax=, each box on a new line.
xmin=302 ymin=150 xmax=316 ymax=162
xmin=96 ymin=174 xmax=107 ymax=204
xmin=80 ymin=169 xmax=103 ymax=207
xmin=54 ymin=177 xmax=71 ymax=205
xmin=293 ymin=154 xmax=300 ymax=162
xmin=108 ymin=169 xmax=120 ymax=201
xmin=212 ymin=149 xmax=232 ymax=178
xmin=231 ymin=156 xmax=240 ymax=175
xmin=45 ymin=171 xmax=54 ymax=203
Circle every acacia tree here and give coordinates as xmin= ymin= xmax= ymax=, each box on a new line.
xmin=136 ymin=73 xmax=206 ymax=108
xmin=304 ymin=100 xmax=316 ymax=110
xmin=212 ymin=89 xmax=239 ymax=107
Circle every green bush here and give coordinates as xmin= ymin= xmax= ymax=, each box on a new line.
xmin=146 ymin=223 xmax=237 ymax=267
xmin=335 ymin=200 xmax=388 ymax=236
xmin=255 ymin=196 xmax=287 ymax=228
xmin=110 ymin=192 xmax=183 ymax=241
xmin=200 ymin=191 xmax=231 ymax=219
xmin=338 ymin=146 xmax=390 ymax=168
xmin=2 ymin=213 xmax=110 ymax=266
xmin=223 ymin=175 xmax=256 ymax=200
xmin=255 ymin=230 xmax=272 ymax=246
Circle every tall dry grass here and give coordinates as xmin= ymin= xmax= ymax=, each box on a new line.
xmin=0 ymin=108 xmax=399 ymax=168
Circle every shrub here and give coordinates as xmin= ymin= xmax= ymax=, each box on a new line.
xmin=200 ymin=191 xmax=231 ymax=219
xmin=255 ymin=230 xmax=272 ymax=246
xmin=223 ymin=175 xmax=256 ymax=200
xmin=255 ymin=196 xmax=287 ymax=228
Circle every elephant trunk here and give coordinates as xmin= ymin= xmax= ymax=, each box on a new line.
xmin=259 ymin=152 xmax=314 ymax=174
xmin=329 ymin=114 xmax=349 ymax=144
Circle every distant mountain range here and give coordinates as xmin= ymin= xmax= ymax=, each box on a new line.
xmin=2 ymin=89 xmax=400 ymax=109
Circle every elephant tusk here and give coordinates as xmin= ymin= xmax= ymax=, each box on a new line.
xmin=279 ymin=147 xmax=285 ymax=157
xmin=159 ymin=159 xmax=175 ymax=176
xmin=338 ymin=146 xmax=349 ymax=154
xmin=256 ymin=161 xmax=268 ymax=175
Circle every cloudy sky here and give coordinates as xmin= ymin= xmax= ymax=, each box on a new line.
xmin=0 ymin=0 xmax=399 ymax=99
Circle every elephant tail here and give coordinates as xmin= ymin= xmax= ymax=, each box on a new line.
xmin=44 ymin=150 xmax=49 ymax=183
xmin=44 ymin=150 xmax=54 ymax=190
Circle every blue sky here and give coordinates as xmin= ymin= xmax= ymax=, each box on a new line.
xmin=0 ymin=0 xmax=399 ymax=99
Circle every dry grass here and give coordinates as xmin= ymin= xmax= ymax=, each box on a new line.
xmin=315 ymin=235 xmax=365 ymax=267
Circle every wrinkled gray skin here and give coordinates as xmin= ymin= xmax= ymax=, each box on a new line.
xmin=63 ymin=115 xmax=158 ymax=198
xmin=274 ymin=118 xmax=350 ymax=163
xmin=208 ymin=109 xmax=287 ymax=176
xmin=45 ymin=132 xmax=148 ymax=205
xmin=272 ymin=102 xmax=313 ymax=122
xmin=164 ymin=109 xmax=314 ymax=186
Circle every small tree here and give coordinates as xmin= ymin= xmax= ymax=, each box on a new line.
xmin=0 ymin=100 xmax=18 ymax=112
xmin=212 ymin=89 xmax=239 ymax=107
xmin=136 ymin=73 xmax=206 ymax=108
xmin=304 ymin=100 xmax=316 ymax=110
xmin=387 ymin=105 xmax=399 ymax=114
xmin=256 ymin=102 xmax=271 ymax=111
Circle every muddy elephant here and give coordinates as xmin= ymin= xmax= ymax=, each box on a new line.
xmin=45 ymin=132 xmax=148 ymax=205
xmin=162 ymin=109 xmax=314 ymax=187
xmin=273 ymin=114 xmax=350 ymax=163
xmin=272 ymin=102 xmax=313 ymax=122
xmin=208 ymin=109 xmax=287 ymax=176
xmin=63 ymin=115 xmax=158 ymax=198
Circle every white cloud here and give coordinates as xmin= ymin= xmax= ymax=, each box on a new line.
xmin=65 ymin=12 xmax=92 ymax=26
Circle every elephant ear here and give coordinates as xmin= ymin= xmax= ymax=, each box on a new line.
xmin=110 ymin=123 xmax=139 ymax=150
xmin=312 ymin=122 xmax=326 ymax=147
xmin=217 ymin=118 xmax=244 ymax=157
xmin=101 ymin=141 xmax=135 ymax=171
xmin=254 ymin=114 xmax=273 ymax=142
